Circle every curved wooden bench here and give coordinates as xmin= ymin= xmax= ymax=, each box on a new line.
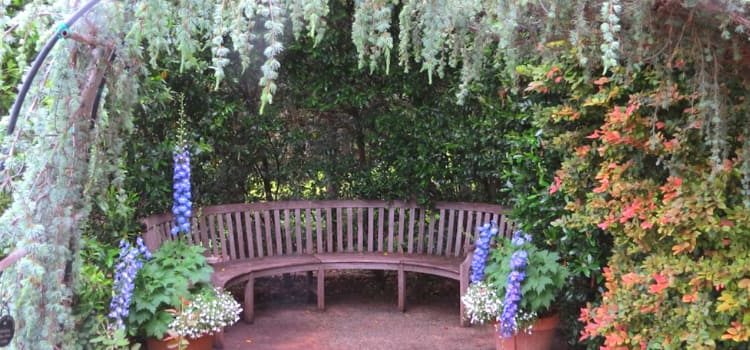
xmin=141 ymin=200 xmax=513 ymax=327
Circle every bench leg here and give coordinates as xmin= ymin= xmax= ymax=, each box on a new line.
xmin=459 ymin=263 xmax=470 ymax=327
xmin=244 ymin=274 xmax=255 ymax=324
xmin=398 ymin=267 xmax=406 ymax=312
xmin=317 ymin=267 xmax=325 ymax=311
xmin=306 ymin=271 xmax=315 ymax=303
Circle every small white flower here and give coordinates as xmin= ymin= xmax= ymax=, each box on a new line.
xmin=168 ymin=288 xmax=243 ymax=338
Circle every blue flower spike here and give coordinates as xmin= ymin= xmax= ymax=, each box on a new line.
xmin=499 ymin=231 xmax=531 ymax=338
xmin=171 ymin=144 xmax=192 ymax=235
xmin=470 ymin=220 xmax=499 ymax=284
xmin=109 ymin=238 xmax=151 ymax=329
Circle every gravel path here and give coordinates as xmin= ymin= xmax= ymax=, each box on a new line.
xmin=220 ymin=271 xmax=567 ymax=350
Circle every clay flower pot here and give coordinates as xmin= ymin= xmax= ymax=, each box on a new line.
xmin=146 ymin=333 xmax=215 ymax=350
xmin=495 ymin=313 xmax=560 ymax=350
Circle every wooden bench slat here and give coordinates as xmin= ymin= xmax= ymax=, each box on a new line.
xmin=367 ymin=208 xmax=375 ymax=252
xmin=336 ymin=207 xmax=344 ymax=253
xmin=377 ymin=207 xmax=385 ymax=252
xmin=397 ymin=207 xmax=405 ymax=254
xmin=244 ymin=211 xmax=255 ymax=259
xmin=254 ymin=211 xmax=264 ymax=258
xmin=208 ymin=214 xmax=219 ymax=257
xmin=346 ymin=207 xmax=354 ymax=252
xmin=294 ymin=208 xmax=303 ymax=255
xmin=407 ymin=208 xmax=416 ymax=254
xmin=315 ymin=209 xmax=325 ymax=253
xmin=357 ymin=208 xmax=365 ymax=252
xmin=472 ymin=211 xmax=482 ymax=243
xmin=226 ymin=213 xmax=239 ymax=260
xmin=453 ymin=210 xmax=465 ymax=257
xmin=387 ymin=207 xmax=395 ymax=253
xmin=273 ymin=210 xmax=283 ymax=256
xmin=197 ymin=215 xmax=207 ymax=253
xmin=326 ymin=208 xmax=334 ymax=253
xmin=215 ymin=214 xmax=225 ymax=258
xmin=445 ymin=208 xmax=455 ymax=257
xmin=436 ymin=208 xmax=446 ymax=256
xmin=427 ymin=210 xmax=435 ymax=255
xmin=305 ymin=208 xmax=313 ymax=254
xmin=283 ymin=209 xmax=293 ymax=255
xmin=417 ymin=209 xmax=426 ymax=254
xmin=233 ymin=212 xmax=245 ymax=259
xmin=263 ymin=211 xmax=273 ymax=256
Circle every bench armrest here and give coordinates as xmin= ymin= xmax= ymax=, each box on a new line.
xmin=460 ymin=251 xmax=473 ymax=276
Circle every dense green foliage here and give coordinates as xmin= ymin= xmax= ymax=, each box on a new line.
xmin=485 ymin=236 xmax=569 ymax=316
xmin=127 ymin=240 xmax=212 ymax=339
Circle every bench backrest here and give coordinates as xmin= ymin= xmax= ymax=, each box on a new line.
xmin=142 ymin=200 xmax=513 ymax=261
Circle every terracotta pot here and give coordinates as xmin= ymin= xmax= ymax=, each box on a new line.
xmin=146 ymin=333 xmax=215 ymax=350
xmin=495 ymin=313 xmax=560 ymax=350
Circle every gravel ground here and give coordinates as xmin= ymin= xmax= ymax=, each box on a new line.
xmin=220 ymin=271 xmax=568 ymax=350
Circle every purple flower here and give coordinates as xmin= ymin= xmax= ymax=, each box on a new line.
xmin=499 ymin=238 xmax=528 ymax=338
xmin=470 ymin=221 xmax=499 ymax=283
xmin=109 ymin=238 xmax=151 ymax=329
xmin=511 ymin=230 xmax=533 ymax=247
xmin=171 ymin=145 xmax=192 ymax=235
xmin=509 ymin=251 xmax=528 ymax=269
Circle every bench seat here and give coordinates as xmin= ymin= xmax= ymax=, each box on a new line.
xmin=212 ymin=255 xmax=321 ymax=287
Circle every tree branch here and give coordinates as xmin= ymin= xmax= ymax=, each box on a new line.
xmin=0 ymin=248 xmax=28 ymax=272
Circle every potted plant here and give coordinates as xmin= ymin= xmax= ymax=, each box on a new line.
xmin=462 ymin=221 xmax=568 ymax=350
xmin=147 ymin=286 xmax=241 ymax=350
xmin=125 ymin=239 xmax=241 ymax=349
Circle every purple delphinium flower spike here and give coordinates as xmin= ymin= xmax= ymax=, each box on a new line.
xmin=171 ymin=144 xmax=192 ymax=235
xmin=499 ymin=231 xmax=531 ymax=338
xmin=470 ymin=221 xmax=499 ymax=284
xmin=109 ymin=238 xmax=151 ymax=329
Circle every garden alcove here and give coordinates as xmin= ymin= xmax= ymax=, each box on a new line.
xmin=2 ymin=1 xmax=750 ymax=349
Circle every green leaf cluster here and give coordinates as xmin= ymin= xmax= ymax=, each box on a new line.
xmin=485 ymin=236 xmax=569 ymax=316
xmin=126 ymin=239 xmax=212 ymax=339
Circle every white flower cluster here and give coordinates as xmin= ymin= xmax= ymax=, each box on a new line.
xmin=462 ymin=281 xmax=538 ymax=331
xmin=461 ymin=281 xmax=503 ymax=325
xmin=501 ymin=309 xmax=537 ymax=335
xmin=168 ymin=288 xmax=242 ymax=338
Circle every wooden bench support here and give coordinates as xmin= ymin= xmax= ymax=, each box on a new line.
xmin=397 ymin=267 xmax=406 ymax=312
xmin=459 ymin=253 xmax=472 ymax=327
xmin=317 ymin=267 xmax=325 ymax=311
xmin=244 ymin=274 xmax=255 ymax=324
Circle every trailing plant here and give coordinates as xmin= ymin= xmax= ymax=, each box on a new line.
xmin=167 ymin=287 xmax=241 ymax=339
xmin=461 ymin=281 xmax=502 ymax=325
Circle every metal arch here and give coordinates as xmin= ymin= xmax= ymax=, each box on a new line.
xmin=6 ymin=0 xmax=104 ymax=136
